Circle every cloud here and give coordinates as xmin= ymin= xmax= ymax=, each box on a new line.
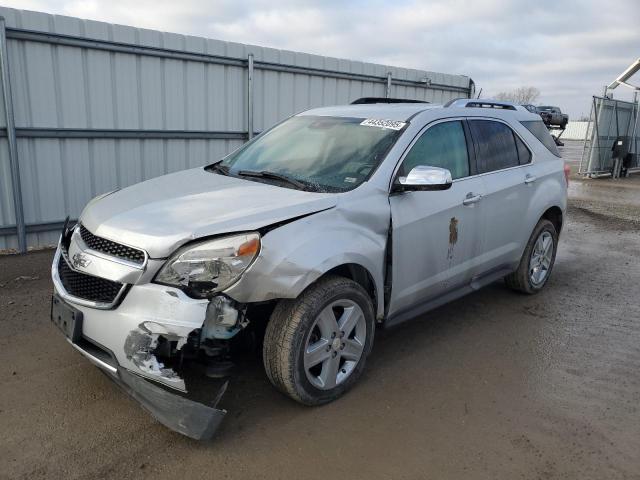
xmin=3 ymin=0 xmax=639 ymax=117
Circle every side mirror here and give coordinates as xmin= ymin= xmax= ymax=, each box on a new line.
xmin=393 ymin=166 xmax=453 ymax=192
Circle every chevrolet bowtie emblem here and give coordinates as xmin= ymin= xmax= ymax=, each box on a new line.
xmin=71 ymin=252 xmax=91 ymax=269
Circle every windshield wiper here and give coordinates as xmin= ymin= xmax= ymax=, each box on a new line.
xmin=205 ymin=161 xmax=230 ymax=175
xmin=237 ymin=170 xmax=309 ymax=190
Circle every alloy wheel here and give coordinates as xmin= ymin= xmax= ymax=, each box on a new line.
xmin=529 ymin=231 xmax=554 ymax=286
xmin=303 ymin=299 xmax=367 ymax=390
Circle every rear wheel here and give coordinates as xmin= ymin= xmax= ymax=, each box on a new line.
xmin=505 ymin=219 xmax=558 ymax=294
xmin=263 ymin=275 xmax=375 ymax=405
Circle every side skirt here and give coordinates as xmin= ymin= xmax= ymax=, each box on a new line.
xmin=384 ymin=266 xmax=513 ymax=329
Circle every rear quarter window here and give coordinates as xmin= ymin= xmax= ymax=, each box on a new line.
xmin=515 ymin=134 xmax=532 ymax=165
xmin=520 ymin=120 xmax=561 ymax=157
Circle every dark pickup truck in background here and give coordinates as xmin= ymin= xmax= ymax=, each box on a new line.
xmin=536 ymin=106 xmax=569 ymax=128
xmin=521 ymin=104 xmax=570 ymax=146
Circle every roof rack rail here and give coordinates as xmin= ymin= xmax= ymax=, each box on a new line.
xmin=351 ymin=97 xmax=429 ymax=105
xmin=467 ymin=101 xmax=517 ymax=110
xmin=445 ymin=98 xmax=519 ymax=110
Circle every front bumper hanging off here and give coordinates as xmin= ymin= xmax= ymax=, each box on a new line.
xmin=51 ymin=222 xmax=245 ymax=439
xmin=112 ymin=368 xmax=228 ymax=440
xmin=63 ymin=325 xmax=229 ymax=440
xmin=51 ymin=240 xmax=233 ymax=439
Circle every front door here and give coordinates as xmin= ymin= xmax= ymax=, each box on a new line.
xmin=387 ymin=119 xmax=485 ymax=319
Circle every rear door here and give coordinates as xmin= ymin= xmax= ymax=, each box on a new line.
xmin=388 ymin=119 xmax=485 ymax=318
xmin=467 ymin=118 xmax=532 ymax=275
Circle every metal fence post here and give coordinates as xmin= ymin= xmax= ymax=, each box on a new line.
xmin=0 ymin=17 xmax=26 ymax=253
xmin=385 ymin=72 xmax=392 ymax=98
xmin=632 ymin=91 xmax=639 ymax=159
xmin=579 ymin=99 xmax=595 ymax=174
xmin=247 ymin=53 xmax=254 ymax=140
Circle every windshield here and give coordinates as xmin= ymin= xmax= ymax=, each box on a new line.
xmin=538 ymin=106 xmax=554 ymax=111
xmin=216 ymin=115 xmax=405 ymax=192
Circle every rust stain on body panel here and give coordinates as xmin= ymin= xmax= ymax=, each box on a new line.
xmin=449 ymin=217 xmax=459 ymax=245
xmin=448 ymin=217 xmax=459 ymax=261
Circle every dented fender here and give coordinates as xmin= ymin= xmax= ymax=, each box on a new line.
xmin=224 ymin=190 xmax=391 ymax=318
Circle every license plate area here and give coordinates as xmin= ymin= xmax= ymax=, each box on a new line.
xmin=51 ymin=295 xmax=83 ymax=343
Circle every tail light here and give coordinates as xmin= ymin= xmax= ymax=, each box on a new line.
xmin=563 ymin=163 xmax=571 ymax=186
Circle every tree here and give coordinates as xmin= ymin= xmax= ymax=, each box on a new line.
xmin=494 ymin=86 xmax=540 ymax=104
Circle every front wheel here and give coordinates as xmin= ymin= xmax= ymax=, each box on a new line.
xmin=263 ymin=275 xmax=375 ymax=405
xmin=505 ymin=219 xmax=558 ymax=294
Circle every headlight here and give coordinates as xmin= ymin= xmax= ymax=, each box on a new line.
xmin=155 ymin=233 xmax=260 ymax=298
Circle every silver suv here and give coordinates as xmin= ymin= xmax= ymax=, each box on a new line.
xmin=51 ymin=98 xmax=568 ymax=439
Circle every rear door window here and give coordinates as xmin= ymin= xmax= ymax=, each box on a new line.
xmin=468 ymin=120 xmax=519 ymax=173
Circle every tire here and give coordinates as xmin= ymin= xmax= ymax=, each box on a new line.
xmin=263 ymin=275 xmax=375 ymax=405
xmin=505 ymin=219 xmax=558 ymax=294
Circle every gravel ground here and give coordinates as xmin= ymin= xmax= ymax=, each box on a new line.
xmin=1 ymin=142 xmax=639 ymax=479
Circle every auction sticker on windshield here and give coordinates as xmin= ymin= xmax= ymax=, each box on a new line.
xmin=360 ymin=118 xmax=406 ymax=130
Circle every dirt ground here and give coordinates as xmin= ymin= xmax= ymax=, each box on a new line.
xmin=1 ymin=140 xmax=639 ymax=479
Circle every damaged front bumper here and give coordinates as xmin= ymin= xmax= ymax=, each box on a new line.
xmin=93 ymin=353 xmax=227 ymax=440
xmin=51 ymin=235 xmax=245 ymax=440
xmin=52 ymin=291 xmax=230 ymax=440
xmin=51 ymin=288 xmax=228 ymax=440
xmin=114 ymin=368 xmax=227 ymax=440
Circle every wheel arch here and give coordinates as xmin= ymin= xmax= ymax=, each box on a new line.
xmin=541 ymin=205 xmax=563 ymax=235
xmin=323 ymin=263 xmax=378 ymax=318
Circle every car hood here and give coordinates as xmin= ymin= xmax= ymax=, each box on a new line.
xmin=80 ymin=168 xmax=337 ymax=258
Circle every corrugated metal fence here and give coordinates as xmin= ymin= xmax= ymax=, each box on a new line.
xmin=0 ymin=7 xmax=473 ymax=252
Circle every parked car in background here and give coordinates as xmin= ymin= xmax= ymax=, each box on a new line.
xmin=537 ymin=106 xmax=569 ymax=128
xmin=50 ymin=97 xmax=568 ymax=440
xmin=522 ymin=104 xmax=539 ymax=114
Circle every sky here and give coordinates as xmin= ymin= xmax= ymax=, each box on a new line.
xmin=5 ymin=0 xmax=640 ymax=118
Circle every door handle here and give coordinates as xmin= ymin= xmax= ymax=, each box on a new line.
xmin=524 ymin=174 xmax=537 ymax=184
xmin=462 ymin=192 xmax=482 ymax=206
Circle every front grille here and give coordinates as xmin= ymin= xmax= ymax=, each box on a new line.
xmin=79 ymin=225 xmax=145 ymax=264
xmin=57 ymin=255 xmax=124 ymax=304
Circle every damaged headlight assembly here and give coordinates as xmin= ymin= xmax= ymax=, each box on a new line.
xmin=155 ymin=233 xmax=260 ymax=298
